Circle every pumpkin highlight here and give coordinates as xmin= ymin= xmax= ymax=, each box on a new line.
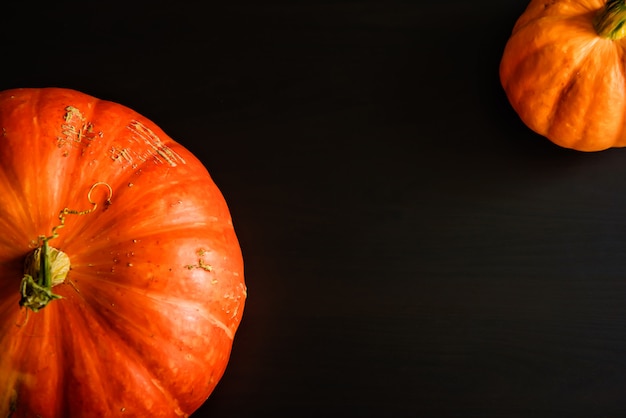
xmin=0 ymin=88 xmax=246 ymax=417
xmin=500 ymin=0 xmax=626 ymax=151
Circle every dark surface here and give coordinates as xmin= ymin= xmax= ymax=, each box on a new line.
xmin=3 ymin=1 xmax=626 ymax=416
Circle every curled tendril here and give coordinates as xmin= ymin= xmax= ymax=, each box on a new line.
xmin=49 ymin=182 xmax=113 ymax=240
xmin=19 ymin=182 xmax=113 ymax=313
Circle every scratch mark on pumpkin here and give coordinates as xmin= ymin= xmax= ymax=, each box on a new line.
xmin=112 ymin=120 xmax=185 ymax=167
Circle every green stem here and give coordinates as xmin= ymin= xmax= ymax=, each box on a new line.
xmin=594 ymin=0 xmax=626 ymax=40
xmin=19 ymin=239 xmax=70 ymax=312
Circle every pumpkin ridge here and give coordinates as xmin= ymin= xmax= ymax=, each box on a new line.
xmin=502 ymin=13 xmax=595 ymax=127
xmin=0 ymin=94 xmax=43 ymax=235
xmin=0 ymin=170 xmax=32 ymax=251
xmin=53 ymin=281 xmax=212 ymax=416
xmin=55 ymin=300 xmax=184 ymax=417
xmin=547 ymin=38 xmax=608 ymax=149
xmin=571 ymin=40 xmax=623 ymax=150
xmin=580 ymin=43 xmax=620 ymax=147
xmin=61 ymin=281 xmax=230 ymax=415
xmin=546 ymin=60 xmax=586 ymax=140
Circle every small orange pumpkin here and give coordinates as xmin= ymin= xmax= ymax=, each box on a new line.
xmin=500 ymin=0 xmax=626 ymax=151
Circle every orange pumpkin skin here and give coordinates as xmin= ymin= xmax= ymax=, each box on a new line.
xmin=499 ymin=0 xmax=626 ymax=151
xmin=0 ymin=88 xmax=246 ymax=417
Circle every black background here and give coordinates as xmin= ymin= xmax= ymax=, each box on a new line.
xmin=2 ymin=1 xmax=626 ymax=417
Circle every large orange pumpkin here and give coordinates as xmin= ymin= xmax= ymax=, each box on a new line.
xmin=0 ymin=88 xmax=246 ymax=417
xmin=500 ymin=0 xmax=626 ymax=151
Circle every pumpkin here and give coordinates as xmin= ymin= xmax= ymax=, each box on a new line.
xmin=499 ymin=0 xmax=626 ymax=151
xmin=0 ymin=88 xmax=246 ymax=417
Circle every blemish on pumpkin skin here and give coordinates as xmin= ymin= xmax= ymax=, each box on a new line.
xmin=543 ymin=0 xmax=557 ymax=9
xmin=57 ymin=105 xmax=102 ymax=154
xmin=185 ymin=248 xmax=213 ymax=272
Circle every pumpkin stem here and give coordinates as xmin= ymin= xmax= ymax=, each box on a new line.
xmin=593 ymin=0 xmax=626 ymax=40
xmin=19 ymin=182 xmax=113 ymax=312
xmin=20 ymin=239 xmax=69 ymax=312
